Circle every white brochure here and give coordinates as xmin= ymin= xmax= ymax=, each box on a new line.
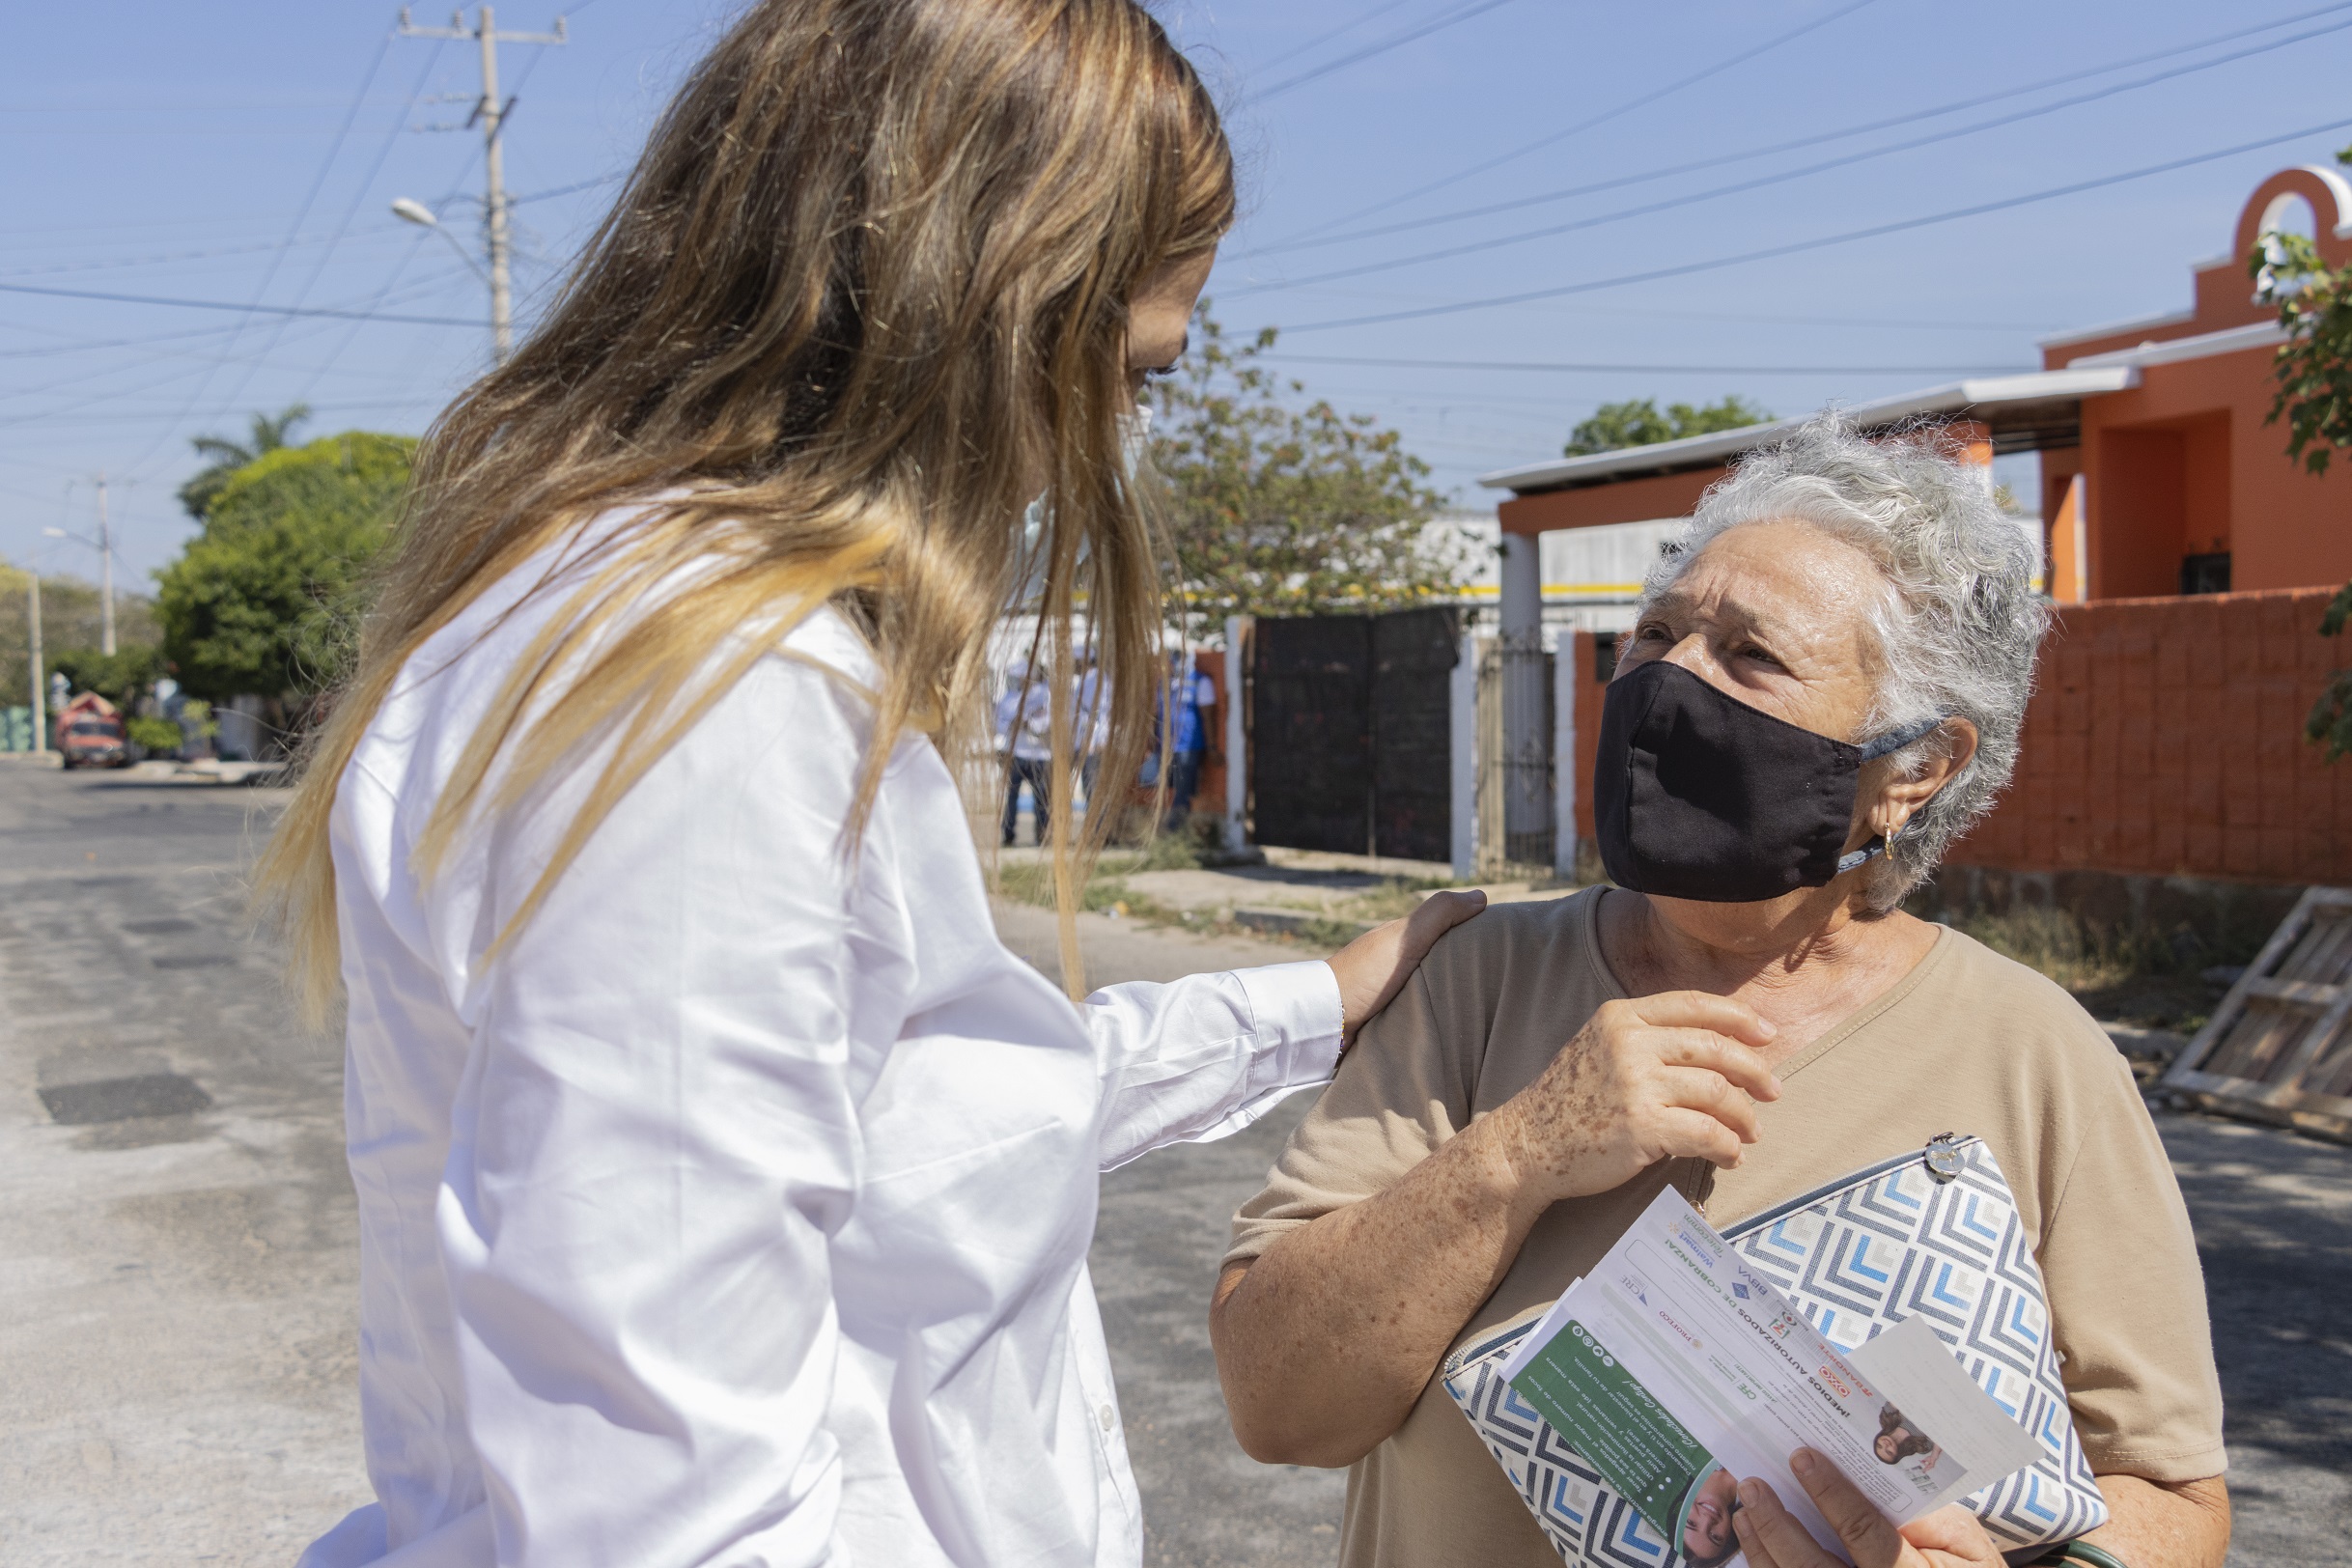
xmin=1496 ymin=1187 xmax=2040 ymax=1567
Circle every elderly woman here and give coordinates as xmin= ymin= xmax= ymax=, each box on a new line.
xmin=1210 ymin=418 xmax=2229 ymax=1568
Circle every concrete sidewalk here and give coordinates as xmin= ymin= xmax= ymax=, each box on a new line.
xmin=1001 ymin=842 xmax=1571 ymax=942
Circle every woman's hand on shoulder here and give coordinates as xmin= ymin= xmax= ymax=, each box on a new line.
xmin=1327 ymin=888 xmax=1488 ymax=1041
xmin=1735 ymin=1451 xmax=2003 ymax=1568
xmin=1482 ymin=991 xmax=1781 ymax=1211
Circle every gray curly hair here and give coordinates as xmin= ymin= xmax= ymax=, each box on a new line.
xmin=1640 ymin=413 xmax=2048 ymax=911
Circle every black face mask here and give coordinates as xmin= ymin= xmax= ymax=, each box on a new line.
xmin=1593 ymin=658 xmax=1944 ymax=904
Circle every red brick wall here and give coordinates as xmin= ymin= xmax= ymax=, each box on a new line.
xmin=1946 ymin=587 xmax=2350 ymax=884
xmin=1194 ymin=650 xmax=1228 ymax=816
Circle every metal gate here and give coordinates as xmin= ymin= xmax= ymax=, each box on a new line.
xmin=1475 ymin=632 xmax=1554 ymax=874
xmin=1249 ymin=607 xmax=1459 ymax=862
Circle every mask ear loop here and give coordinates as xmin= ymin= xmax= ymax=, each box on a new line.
xmin=1834 ymin=714 xmax=1949 ymax=876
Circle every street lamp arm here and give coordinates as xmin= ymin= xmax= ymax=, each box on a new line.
xmin=390 ymin=200 xmax=492 ymax=287
xmin=426 ymin=222 xmax=493 ymax=288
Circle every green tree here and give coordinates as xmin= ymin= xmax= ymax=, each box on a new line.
xmin=1563 ymin=395 xmax=1774 ymax=457
xmin=2251 ymin=154 xmax=2352 ymax=761
xmin=51 ymin=645 xmax=164 ymax=711
xmin=155 ymin=430 xmax=414 ymax=703
xmin=1149 ymin=312 xmax=1464 ymax=631
xmin=0 ymin=559 xmax=162 ymax=709
xmin=126 ymin=714 xmax=188 ymax=754
xmin=176 ymin=402 xmax=312 ymax=520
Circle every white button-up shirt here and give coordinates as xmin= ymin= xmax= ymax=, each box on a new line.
xmin=300 ymin=529 xmax=1342 ymax=1568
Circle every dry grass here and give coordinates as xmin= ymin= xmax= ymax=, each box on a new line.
xmin=989 ymin=826 xmax=1215 ymax=931
xmin=1949 ymin=905 xmax=2172 ymax=993
xmin=1945 ymin=904 xmax=2244 ymax=1032
xmin=1324 ymin=876 xmax=1466 ymax=926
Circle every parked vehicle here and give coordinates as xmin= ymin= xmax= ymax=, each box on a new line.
xmin=55 ymin=692 xmax=128 ymax=770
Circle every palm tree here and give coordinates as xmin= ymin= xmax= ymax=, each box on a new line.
xmin=176 ymin=403 xmax=312 ymax=520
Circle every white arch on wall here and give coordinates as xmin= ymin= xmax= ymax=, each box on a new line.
xmin=2248 ymin=167 xmax=2352 ymax=294
xmin=2283 ymin=164 xmax=2352 ymax=238
xmin=2259 ymin=190 xmax=2319 ymax=244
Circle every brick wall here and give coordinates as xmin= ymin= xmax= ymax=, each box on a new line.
xmin=1194 ymin=651 xmax=1228 ymax=817
xmin=1946 ymin=587 xmax=2350 ymax=885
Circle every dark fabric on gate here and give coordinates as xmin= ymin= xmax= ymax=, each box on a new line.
xmin=1593 ymin=658 xmax=1864 ymax=902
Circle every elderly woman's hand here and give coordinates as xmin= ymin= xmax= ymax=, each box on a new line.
xmin=1326 ymin=888 xmax=1488 ymax=1040
xmin=1733 ymin=1450 xmax=2004 ymax=1568
xmin=1485 ymin=992 xmax=1781 ymax=1206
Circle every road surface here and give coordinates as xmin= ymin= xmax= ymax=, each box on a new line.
xmin=1 ymin=763 xmax=2343 ymax=1565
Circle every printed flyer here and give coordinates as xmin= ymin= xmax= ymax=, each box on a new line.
xmin=1497 ymin=1189 xmax=2038 ymax=1566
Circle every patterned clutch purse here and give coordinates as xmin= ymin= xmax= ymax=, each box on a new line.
xmin=1441 ymin=1135 xmax=2110 ymax=1567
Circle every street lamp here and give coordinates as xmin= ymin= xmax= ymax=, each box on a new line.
xmin=42 ymin=485 xmax=113 ymax=658
xmin=391 ymin=196 xmax=498 ymax=330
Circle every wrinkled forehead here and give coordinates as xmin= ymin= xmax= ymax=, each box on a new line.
xmin=1649 ymin=518 xmax=1893 ymax=649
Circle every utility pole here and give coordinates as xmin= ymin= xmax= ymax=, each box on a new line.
xmin=27 ymin=569 xmax=46 ymax=754
xmin=96 ymin=471 xmax=115 ymax=657
xmin=398 ymin=7 xmax=569 ymax=366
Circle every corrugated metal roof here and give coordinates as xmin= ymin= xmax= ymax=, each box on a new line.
xmin=1476 ymin=367 xmax=2140 ymax=496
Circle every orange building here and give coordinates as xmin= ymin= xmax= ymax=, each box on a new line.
xmin=2038 ymin=164 xmax=2352 ymax=600
xmin=1485 ymin=165 xmax=2352 ymax=600
xmin=1477 ymin=168 xmax=2352 ymax=887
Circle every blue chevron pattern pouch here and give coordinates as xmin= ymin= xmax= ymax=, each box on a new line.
xmin=1441 ymin=1135 xmax=2109 ymax=1566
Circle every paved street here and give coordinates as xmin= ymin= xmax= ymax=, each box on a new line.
xmin=0 ymin=764 xmax=364 ymax=1564
xmin=2 ymin=762 xmax=2346 ymax=1566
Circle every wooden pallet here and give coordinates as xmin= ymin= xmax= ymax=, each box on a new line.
xmin=2160 ymin=886 xmax=2352 ymax=1143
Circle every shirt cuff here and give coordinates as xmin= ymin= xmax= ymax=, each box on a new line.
xmin=1235 ymin=960 xmax=1346 ymax=1094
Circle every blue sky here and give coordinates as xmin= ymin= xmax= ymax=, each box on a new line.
xmin=8 ymin=0 xmax=2351 ymax=582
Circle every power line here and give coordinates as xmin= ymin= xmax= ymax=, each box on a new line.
xmin=0 ymin=211 xmax=330 ymax=244
xmin=198 ymin=33 xmax=453 ymax=434
xmin=295 ymin=168 xmax=490 ymax=403
xmin=0 ymin=280 xmax=488 ymax=326
xmin=1281 ymin=114 xmax=2352 ymax=333
xmin=512 ymin=169 xmax=624 ymax=205
xmin=15 ymin=398 xmax=446 ymax=430
xmin=1246 ymin=0 xmax=2352 ymax=258
xmin=0 ymin=276 xmax=474 ymax=409
xmin=1230 ymin=12 xmax=2352 ymax=298
xmin=294 ymin=27 xmax=574 ymax=405
xmin=0 ymin=273 xmax=476 ymax=432
xmin=0 ymin=321 xmax=276 ymax=362
xmin=397 ymin=8 xmax=571 ymax=365
xmin=117 ymin=17 xmax=396 ymax=482
xmin=1280 ymin=0 xmax=1884 ymax=242
xmin=1255 ymin=0 xmax=1521 ymax=100
xmin=1249 ymin=0 xmax=1419 ymax=76
xmin=0 ymin=225 xmax=413 ymax=282
xmin=1260 ymin=354 xmax=2034 ymax=375
xmin=1 ymin=329 xmax=336 ymax=409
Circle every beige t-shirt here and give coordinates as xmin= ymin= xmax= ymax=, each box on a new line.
xmin=1225 ymin=889 xmax=2226 ymax=1568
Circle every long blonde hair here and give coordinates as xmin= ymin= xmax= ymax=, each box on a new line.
xmin=256 ymin=0 xmax=1234 ymax=1019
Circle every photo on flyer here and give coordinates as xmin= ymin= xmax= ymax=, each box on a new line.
xmin=1498 ymin=1189 xmax=2041 ymax=1564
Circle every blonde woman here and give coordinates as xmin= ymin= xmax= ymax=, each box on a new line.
xmin=265 ymin=4 xmax=1480 ymax=1565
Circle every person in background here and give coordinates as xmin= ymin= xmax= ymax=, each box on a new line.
xmin=997 ymin=656 xmax=1056 ymax=848
xmin=1157 ymin=649 xmax=1215 ymax=831
xmin=1078 ymin=643 xmax=1111 ymax=827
